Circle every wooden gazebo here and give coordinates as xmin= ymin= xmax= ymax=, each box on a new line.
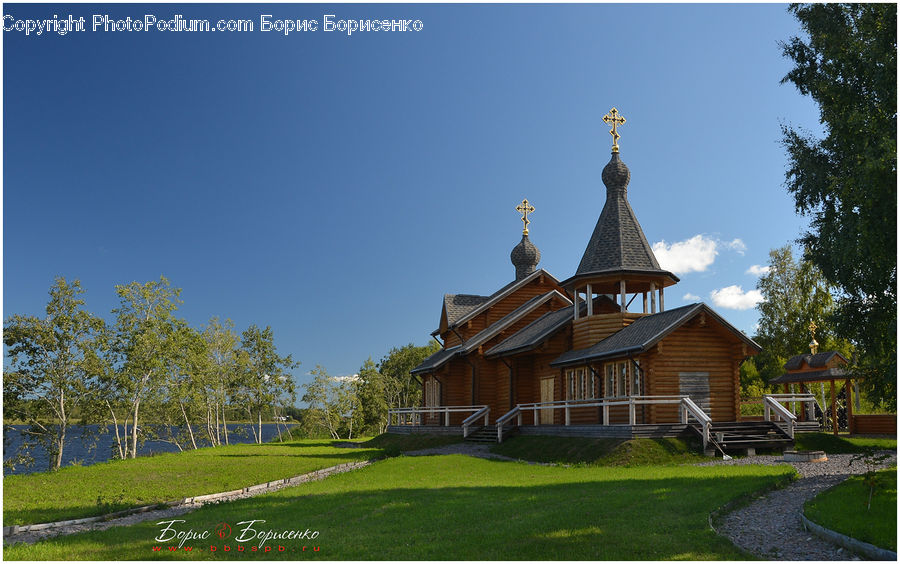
xmin=769 ymin=350 xmax=853 ymax=435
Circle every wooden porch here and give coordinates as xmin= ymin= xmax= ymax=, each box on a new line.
xmin=388 ymin=394 xmax=818 ymax=453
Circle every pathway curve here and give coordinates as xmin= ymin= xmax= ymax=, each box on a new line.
xmin=701 ymin=452 xmax=896 ymax=560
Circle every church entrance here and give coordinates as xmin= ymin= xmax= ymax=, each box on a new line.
xmin=540 ymin=377 xmax=555 ymax=424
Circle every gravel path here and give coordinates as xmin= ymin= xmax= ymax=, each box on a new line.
xmin=703 ymin=452 xmax=897 ymax=560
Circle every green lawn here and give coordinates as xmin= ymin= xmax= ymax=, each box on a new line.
xmin=805 ymin=467 xmax=897 ymax=551
xmin=792 ymin=433 xmax=897 ymax=454
xmin=490 ymin=435 xmax=707 ymax=466
xmin=3 ymin=435 xmax=456 ymax=526
xmin=4 ymin=454 xmax=795 ymax=560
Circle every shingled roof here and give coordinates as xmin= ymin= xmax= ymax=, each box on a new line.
xmin=550 ymin=303 xmax=760 ymax=367
xmin=485 ymin=295 xmax=617 ymax=358
xmin=485 ymin=305 xmax=575 ymax=358
xmin=409 ymin=346 xmax=460 ymax=376
xmin=443 ymin=294 xmax=491 ymax=326
xmin=413 ymin=289 xmax=571 ymax=375
xmin=769 ymin=367 xmax=851 ymax=385
xmin=783 ymin=351 xmax=849 ymax=371
xmin=572 ymin=152 xmax=677 ymax=282
xmin=432 ymin=268 xmax=561 ymax=335
xmin=459 ymin=290 xmax=571 ymax=354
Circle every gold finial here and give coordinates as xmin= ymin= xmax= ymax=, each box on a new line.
xmin=808 ymin=321 xmax=819 ymax=354
xmin=603 ymin=107 xmax=627 ymax=153
xmin=515 ymin=199 xmax=535 ymax=235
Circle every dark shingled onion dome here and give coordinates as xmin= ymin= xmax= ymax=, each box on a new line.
xmin=511 ymin=234 xmax=541 ymax=280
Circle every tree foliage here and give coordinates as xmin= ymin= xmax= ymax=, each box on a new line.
xmin=3 ymin=278 xmax=105 ymax=471
xmin=236 ymin=324 xmax=298 ymax=443
xmin=752 ymin=246 xmax=852 ymax=388
xmin=780 ymin=3 xmax=897 ymax=407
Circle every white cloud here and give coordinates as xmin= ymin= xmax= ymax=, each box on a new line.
xmin=710 ymin=285 xmax=764 ymax=310
xmin=682 ymin=293 xmax=700 ymax=301
xmin=746 ymin=264 xmax=771 ymax=276
xmin=652 ymin=235 xmax=718 ymax=275
xmin=724 ymin=238 xmax=747 ymax=255
xmin=652 ymin=235 xmax=749 ymax=275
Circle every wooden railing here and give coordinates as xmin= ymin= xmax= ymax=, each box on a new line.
xmin=461 ymin=406 xmax=490 ymax=438
xmin=763 ymin=395 xmax=798 ymax=438
xmin=495 ymin=407 xmax=521 ymax=443
xmin=388 ymin=405 xmax=488 ymax=427
xmin=680 ymin=397 xmax=712 ymax=449
xmin=495 ymin=395 xmax=713 ymax=448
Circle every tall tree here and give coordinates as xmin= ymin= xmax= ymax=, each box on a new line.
xmin=108 ymin=276 xmax=182 ymax=458
xmin=201 ymin=317 xmax=240 ymax=446
xmin=3 ymin=278 xmax=105 ymax=471
xmin=753 ymin=246 xmax=852 ymax=386
xmin=377 ymin=341 xmax=441 ymax=410
xmin=780 ymin=3 xmax=897 ymax=407
xmin=236 ymin=324 xmax=297 ymax=444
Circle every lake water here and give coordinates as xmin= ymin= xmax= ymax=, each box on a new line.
xmin=2 ymin=423 xmax=295 ymax=475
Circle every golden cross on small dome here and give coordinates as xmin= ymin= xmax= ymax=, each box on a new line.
xmin=515 ymin=199 xmax=535 ymax=235
xmin=603 ymin=107 xmax=627 ymax=153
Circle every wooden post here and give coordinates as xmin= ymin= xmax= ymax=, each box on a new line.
xmin=830 ymin=379 xmax=838 ymax=436
xmin=603 ymin=402 xmax=609 ymax=425
xmin=565 ymin=402 xmax=571 ymax=426
xmin=642 ymin=292 xmax=648 ymax=313
xmin=629 ymin=397 xmax=636 ymax=425
xmin=444 ymin=408 xmax=449 ymax=427
xmin=517 ymin=411 xmax=522 ymax=426
xmin=573 ymin=289 xmax=580 ymax=320
xmin=620 ymin=281 xmax=626 ymax=312
xmin=586 ymin=284 xmax=593 ymax=316
xmin=650 ymin=283 xmax=657 ymax=313
xmin=659 ymin=286 xmax=664 ymax=311
xmin=846 ymin=379 xmax=854 ymax=435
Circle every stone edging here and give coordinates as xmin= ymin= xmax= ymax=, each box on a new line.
xmin=3 ymin=459 xmax=373 ymax=537
xmin=800 ymin=510 xmax=898 ymax=561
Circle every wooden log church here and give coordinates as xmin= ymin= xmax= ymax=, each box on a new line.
xmin=391 ymin=108 xmax=805 ymax=451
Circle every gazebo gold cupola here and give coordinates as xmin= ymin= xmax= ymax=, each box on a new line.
xmin=561 ymin=108 xmax=679 ymax=346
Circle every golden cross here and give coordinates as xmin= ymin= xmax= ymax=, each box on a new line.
xmin=603 ymin=107 xmax=627 ymax=153
xmin=515 ymin=199 xmax=535 ymax=235
xmin=808 ymin=321 xmax=819 ymax=354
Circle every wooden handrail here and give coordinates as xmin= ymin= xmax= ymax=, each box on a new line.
xmin=387 ymin=405 xmax=488 ymax=427
xmin=462 ymin=406 xmax=490 ymax=438
xmin=680 ymin=397 xmax=711 ymax=449
xmin=763 ymin=395 xmax=797 ymax=438
xmin=495 ymin=407 xmax=521 ymax=443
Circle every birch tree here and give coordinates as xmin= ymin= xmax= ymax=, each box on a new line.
xmin=108 ymin=276 xmax=181 ymax=458
xmin=3 ymin=277 xmax=105 ymax=471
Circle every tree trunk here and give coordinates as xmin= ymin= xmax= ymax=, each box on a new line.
xmin=215 ymin=402 xmax=221 ymax=446
xmin=54 ymin=390 xmax=67 ymax=470
xmin=223 ymin=404 xmax=230 ymax=445
xmin=130 ymin=399 xmax=140 ymax=459
xmin=247 ymin=406 xmax=259 ymax=443
xmin=180 ymin=402 xmax=198 ymax=450
xmin=257 ymin=410 xmax=263 ymax=444
xmin=107 ymin=401 xmax=125 ymax=460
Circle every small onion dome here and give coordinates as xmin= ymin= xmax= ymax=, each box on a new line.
xmin=511 ymin=234 xmax=541 ymax=280
xmin=601 ymin=151 xmax=631 ymax=195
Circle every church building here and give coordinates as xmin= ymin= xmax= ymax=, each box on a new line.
xmin=397 ymin=108 xmax=775 ymax=447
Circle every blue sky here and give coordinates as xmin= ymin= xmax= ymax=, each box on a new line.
xmin=3 ymin=3 xmax=821 ymax=390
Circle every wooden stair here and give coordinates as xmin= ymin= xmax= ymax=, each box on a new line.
xmin=701 ymin=421 xmax=794 ymax=452
xmin=464 ymin=425 xmax=515 ymax=443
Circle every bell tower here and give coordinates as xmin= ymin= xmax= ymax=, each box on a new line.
xmin=562 ymin=108 xmax=679 ymax=348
